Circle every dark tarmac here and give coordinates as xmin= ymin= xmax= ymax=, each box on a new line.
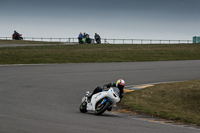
xmin=0 ymin=61 xmax=200 ymax=133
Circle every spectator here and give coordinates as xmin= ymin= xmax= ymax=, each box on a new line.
xmin=78 ymin=32 xmax=83 ymax=44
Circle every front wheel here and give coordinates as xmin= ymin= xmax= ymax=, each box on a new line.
xmin=79 ymin=102 xmax=87 ymax=113
xmin=94 ymin=98 xmax=111 ymax=115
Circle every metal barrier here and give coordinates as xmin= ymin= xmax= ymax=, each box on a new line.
xmin=0 ymin=37 xmax=192 ymax=44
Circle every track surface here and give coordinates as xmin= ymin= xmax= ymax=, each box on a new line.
xmin=0 ymin=60 xmax=200 ymax=133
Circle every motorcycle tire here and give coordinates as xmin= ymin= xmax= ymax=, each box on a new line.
xmin=87 ymin=39 xmax=91 ymax=44
xmin=79 ymin=102 xmax=87 ymax=113
xmin=94 ymin=99 xmax=111 ymax=115
xmin=96 ymin=40 xmax=101 ymax=44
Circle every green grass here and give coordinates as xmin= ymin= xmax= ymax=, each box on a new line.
xmin=0 ymin=43 xmax=200 ymax=64
xmin=119 ymin=80 xmax=200 ymax=126
xmin=0 ymin=39 xmax=61 ymax=44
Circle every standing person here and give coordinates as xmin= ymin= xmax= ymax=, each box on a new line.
xmin=78 ymin=32 xmax=83 ymax=44
xmin=83 ymin=32 xmax=86 ymax=37
xmin=94 ymin=33 xmax=101 ymax=44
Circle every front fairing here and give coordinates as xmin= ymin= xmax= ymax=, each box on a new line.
xmin=88 ymin=88 xmax=120 ymax=111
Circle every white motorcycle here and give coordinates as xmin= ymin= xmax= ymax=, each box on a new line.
xmin=79 ymin=87 xmax=121 ymax=115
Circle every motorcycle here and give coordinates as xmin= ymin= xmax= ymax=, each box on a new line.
xmin=94 ymin=33 xmax=101 ymax=44
xmin=78 ymin=34 xmax=91 ymax=44
xmin=12 ymin=34 xmax=23 ymax=40
xmin=79 ymin=87 xmax=121 ymax=115
xmin=95 ymin=38 xmax=101 ymax=44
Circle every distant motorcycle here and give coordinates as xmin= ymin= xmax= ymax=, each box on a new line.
xmin=12 ymin=34 xmax=23 ymax=40
xmin=95 ymin=33 xmax=101 ymax=44
xmin=84 ymin=34 xmax=91 ymax=44
xmin=95 ymin=38 xmax=101 ymax=44
xmin=78 ymin=34 xmax=91 ymax=44
xmin=79 ymin=87 xmax=120 ymax=115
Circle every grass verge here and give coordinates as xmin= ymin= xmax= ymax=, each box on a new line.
xmin=0 ymin=39 xmax=61 ymax=44
xmin=118 ymin=80 xmax=200 ymax=126
xmin=0 ymin=43 xmax=200 ymax=64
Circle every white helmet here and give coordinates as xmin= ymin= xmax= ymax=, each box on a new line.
xmin=116 ymin=79 xmax=125 ymax=89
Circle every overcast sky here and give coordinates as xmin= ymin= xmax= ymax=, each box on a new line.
xmin=1 ymin=0 xmax=200 ymax=40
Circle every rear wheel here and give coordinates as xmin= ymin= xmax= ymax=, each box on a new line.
xmin=79 ymin=102 xmax=87 ymax=113
xmin=87 ymin=39 xmax=91 ymax=44
xmin=94 ymin=98 xmax=111 ymax=115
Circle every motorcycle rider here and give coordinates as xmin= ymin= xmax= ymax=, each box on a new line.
xmin=86 ymin=79 xmax=125 ymax=111
xmin=94 ymin=33 xmax=101 ymax=43
xmin=84 ymin=32 xmax=91 ymax=43
xmin=12 ymin=30 xmax=19 ymax=40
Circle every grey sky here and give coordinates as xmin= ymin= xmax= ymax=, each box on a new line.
xmin=1 ymin=0 xmax=200 ymax=40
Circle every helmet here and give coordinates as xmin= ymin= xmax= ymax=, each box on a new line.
xmin=116 ymin=79 xmax=125 ymax=90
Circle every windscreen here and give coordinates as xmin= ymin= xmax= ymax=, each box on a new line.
xmin=112 ymin=87 xmax=120 ymax=96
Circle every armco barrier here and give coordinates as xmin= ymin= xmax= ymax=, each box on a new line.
xmin=0 ymin=37 xmax=192 ymax=44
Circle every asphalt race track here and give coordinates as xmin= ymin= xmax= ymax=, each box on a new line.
xmin=0 ymin=60 xmax=200 ymax=133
